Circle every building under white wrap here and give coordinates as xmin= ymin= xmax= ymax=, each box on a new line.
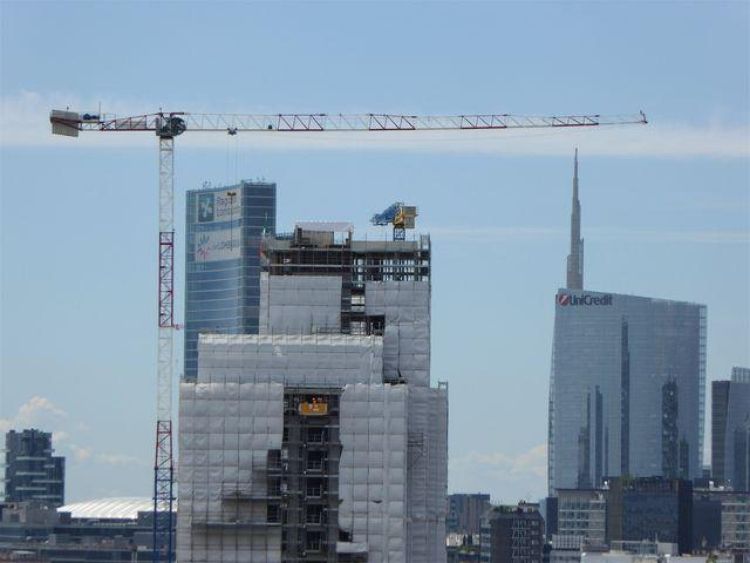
xmin=178 ymin=225 xmax=448 ymax=563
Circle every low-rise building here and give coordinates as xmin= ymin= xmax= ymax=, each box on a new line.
xmin=555 ymin=489 xmax=606 ymax=549
xmin=480 ymin=502 xmax=545 ymax=563
xmin=0 ymin=498 xmax=176 ymax=562
xmin=605 ymin=477 xmax=693 ymax=555
xmin=548 ymin=534 xmax=583 ymax=563
xmin=447 ymin=533 xmax=481 ymax=563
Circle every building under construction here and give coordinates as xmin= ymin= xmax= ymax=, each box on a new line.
xmin=177 ymin=222 xmax=448 ymax=562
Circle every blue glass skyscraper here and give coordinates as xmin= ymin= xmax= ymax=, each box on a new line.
xmin=548 ymin=290 xmax=706 ymax=492
xmin=547 ymin=154 xmax=706 ymax=493
xmin=184 ymin=181 xmax=276 ymax=380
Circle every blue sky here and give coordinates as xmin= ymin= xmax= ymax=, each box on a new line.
xmin=1 ymin=1 xmax=748 ymax=503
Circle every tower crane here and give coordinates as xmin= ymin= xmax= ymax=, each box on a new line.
xmin=49 ymin=108 xmax=647 ymax=562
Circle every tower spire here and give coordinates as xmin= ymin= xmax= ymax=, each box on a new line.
xmin=566 ymin=148 xmax=584 ymax=290
xmin=573 ymin=147 xmax=579 ymax=200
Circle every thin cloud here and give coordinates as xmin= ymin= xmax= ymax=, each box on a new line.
xmin=68 ymin=447 xmax=146 ymax=468
xmin=425 ymin=225 xmax=749 ymax=245
xmin=69 ymin=445 xmax=92 ymax=463
xmin=452 ymin=444 xmax=547 ymax=478
xmin=427 ymin=226 xmax=561 ymax=242
xmin=52 ymin=430 xmax=70 ymax=444
xmin=94 ymin=453 xmax=146 ymax=467
xmin=588 ymin=227 xmax=750 ymax=244
xmin=450 ymin=444 xmax=548 ymax=502
xmin=0 ymin=395 xmax=144 ymax=469
xmin=0 ymin=395 xmax=69 ymax=433
xmin=2 ymin=91 xmax=748 ymax=158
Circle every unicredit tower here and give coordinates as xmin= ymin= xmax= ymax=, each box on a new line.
xmin=547 ymin=152 xmax=706 ymax=493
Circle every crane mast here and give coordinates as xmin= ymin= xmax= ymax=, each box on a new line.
xmin=49 ymin=107 xmax=647 ymax=563
xmin=154 ymin=133 xmax=176 ymax=562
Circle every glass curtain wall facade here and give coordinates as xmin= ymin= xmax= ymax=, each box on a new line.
xmin=548 ymin=290 xmax=706 ymax=493
xmin=711 ymin=368 xmax=750 ymax=490
xmin=184 ymin=181 xmax=276 ymax=380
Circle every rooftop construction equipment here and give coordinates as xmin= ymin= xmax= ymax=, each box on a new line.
xmin=371 ymin=202 xmax=418 ymax=240
xmin=49 ymin=107 xmax=647 ymax=563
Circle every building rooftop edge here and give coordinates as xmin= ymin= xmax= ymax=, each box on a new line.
xmin=186 ymin=180 xmax=276 ymax=194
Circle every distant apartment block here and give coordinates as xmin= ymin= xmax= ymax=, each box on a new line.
xmin=555 ymin=488 xmax=606 ymax=549
xmin=3 ymin=429 xmax=64 ymax=507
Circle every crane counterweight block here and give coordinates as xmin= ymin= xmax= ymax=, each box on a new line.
xmin=50 ymin=109 xmax=81 ymax=137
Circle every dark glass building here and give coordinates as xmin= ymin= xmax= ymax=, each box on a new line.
xmin=711 ymin=367 xmax=750 ymax=490
xmin=605 ymin=476 xmax=693 ymax=554
xmin=479 ymin=502 xmax=544 ymax=563
xmin=692 ymin=490 xmax=722 ymax=551
xmin=448 ymin=494 xmax=491 ymax=535
xmin=3 ymin=429 xmax=65 ymax=507
xmin=692 ymin=489 xmax=750 ymax=553
xmin=184 ymin=181 xmax=276 ymax=380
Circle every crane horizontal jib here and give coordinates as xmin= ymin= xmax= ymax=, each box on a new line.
xmin=51 ymin=110 xmax=647 ymax=135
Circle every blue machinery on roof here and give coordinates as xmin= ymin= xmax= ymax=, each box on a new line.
xmin=371 ymin=202 xmax=418 ymax=241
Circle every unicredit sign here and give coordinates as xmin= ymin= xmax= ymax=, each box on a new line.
xmin=557 ymin=293 xmax=613 ymax=307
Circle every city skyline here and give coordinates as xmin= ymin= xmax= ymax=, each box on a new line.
xmin=1 ymin=2 xmax=748 ymax=504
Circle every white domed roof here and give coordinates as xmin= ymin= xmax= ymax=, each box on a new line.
xmin=58 ymin=497 xmax=167 ymax=520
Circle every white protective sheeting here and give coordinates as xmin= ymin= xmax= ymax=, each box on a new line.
xmin=339 ymin=383 xmax=408 ymax=563
xmin=406 ymin=385 xmax=449 ymax=563
xmin=366 ymin=281 xmax=431 ymax=387
xmin=259 ymin=274 xmax=342 ymax=335
xmin=196 ymin=333 xmax=383 ymax=386
xmin=179 ymin=269 xmax=447 ymax=562
xmin=177 ymin=382 xmax=284 ymax=563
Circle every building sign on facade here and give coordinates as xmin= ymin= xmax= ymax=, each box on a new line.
xmin=557 ymin=293 xmax=613 ymax=307
xmin=195 ymin=229 xmax=241 ymax=262
xmin=197 ymin=190 xmax=241 ymax=223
